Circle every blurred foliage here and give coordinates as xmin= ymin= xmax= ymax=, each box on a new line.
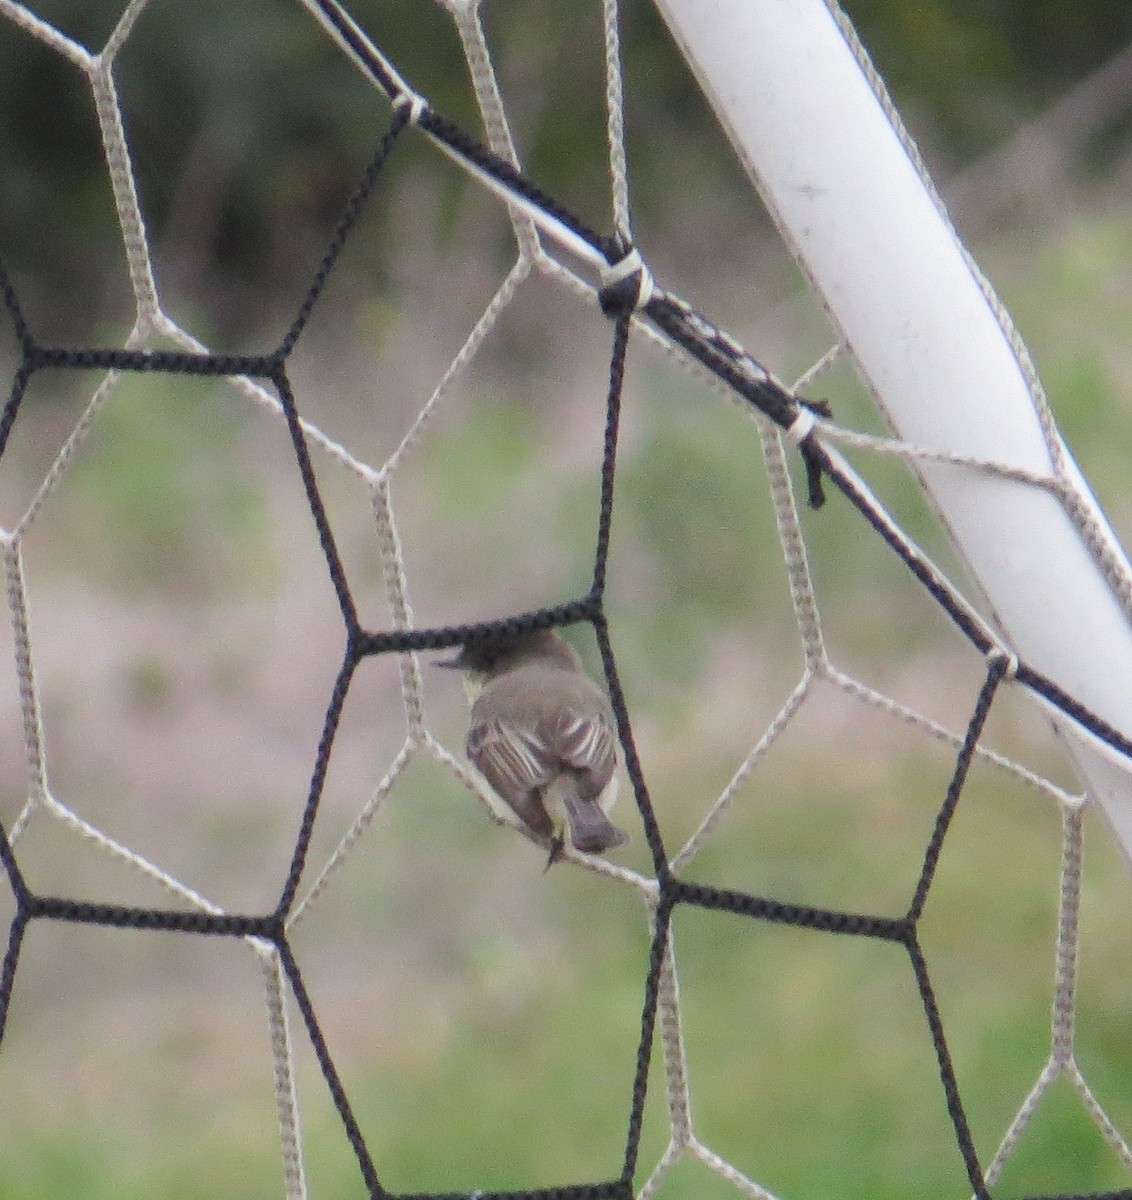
xmin=422 ymin=395 xmax=539 ymax=516
xmin=52 ymin=373 xmax=269 ymax=595
xmin=4 ymin=748 xmax=1132 ymax=1199
xmin=2 ymin=0 xmax=1132 ymax=339
xmin=850 ymin=0 xmax=1132 ymax=164
xmin=611 ymin=372 xmax=782 ymax=687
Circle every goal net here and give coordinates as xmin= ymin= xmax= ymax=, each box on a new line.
xmin=1 ymin=1 xmax=1131 ymax=1198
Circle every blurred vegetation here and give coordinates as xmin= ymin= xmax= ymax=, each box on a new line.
xmin=852 ymin=0 xmax=1132 ymax=162
xmin=2 ymin=0 xmax=1132 ymax=340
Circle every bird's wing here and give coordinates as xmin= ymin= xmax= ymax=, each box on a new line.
xmin=467 ymin=719 xmax=555 ymax=837
xmin=552 ymin=706 xmax=617 ymax=800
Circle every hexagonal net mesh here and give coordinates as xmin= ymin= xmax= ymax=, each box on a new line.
xmin=1 ymin=1 xmax=1131 ymax=1198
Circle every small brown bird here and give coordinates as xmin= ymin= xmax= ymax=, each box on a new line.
xmin=441 ymin=629 xmax=628 ymax=865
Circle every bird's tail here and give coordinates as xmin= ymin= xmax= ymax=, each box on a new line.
xmin=545 ymin=775 xmax=629 ymax=856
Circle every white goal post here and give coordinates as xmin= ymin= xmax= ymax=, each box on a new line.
xmin=655 ymin=0 xmax=1132 ymax=868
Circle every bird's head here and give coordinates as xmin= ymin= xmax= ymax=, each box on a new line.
xmin=436 ymin=627 xmax=581 ymax=683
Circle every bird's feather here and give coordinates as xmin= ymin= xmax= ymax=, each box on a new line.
xmin=466 ymin=658 xmax=624 ymax=856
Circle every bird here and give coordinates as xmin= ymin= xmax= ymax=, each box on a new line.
xmin=440 ymin=628 xmax=628 ymax=866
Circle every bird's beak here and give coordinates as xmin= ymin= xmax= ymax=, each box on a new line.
xmin=434 ymin=648 xmax=468 ymax=670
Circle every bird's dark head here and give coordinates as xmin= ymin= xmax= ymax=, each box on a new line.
xmin=436 ymin=627 xmax=580 ymax=680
